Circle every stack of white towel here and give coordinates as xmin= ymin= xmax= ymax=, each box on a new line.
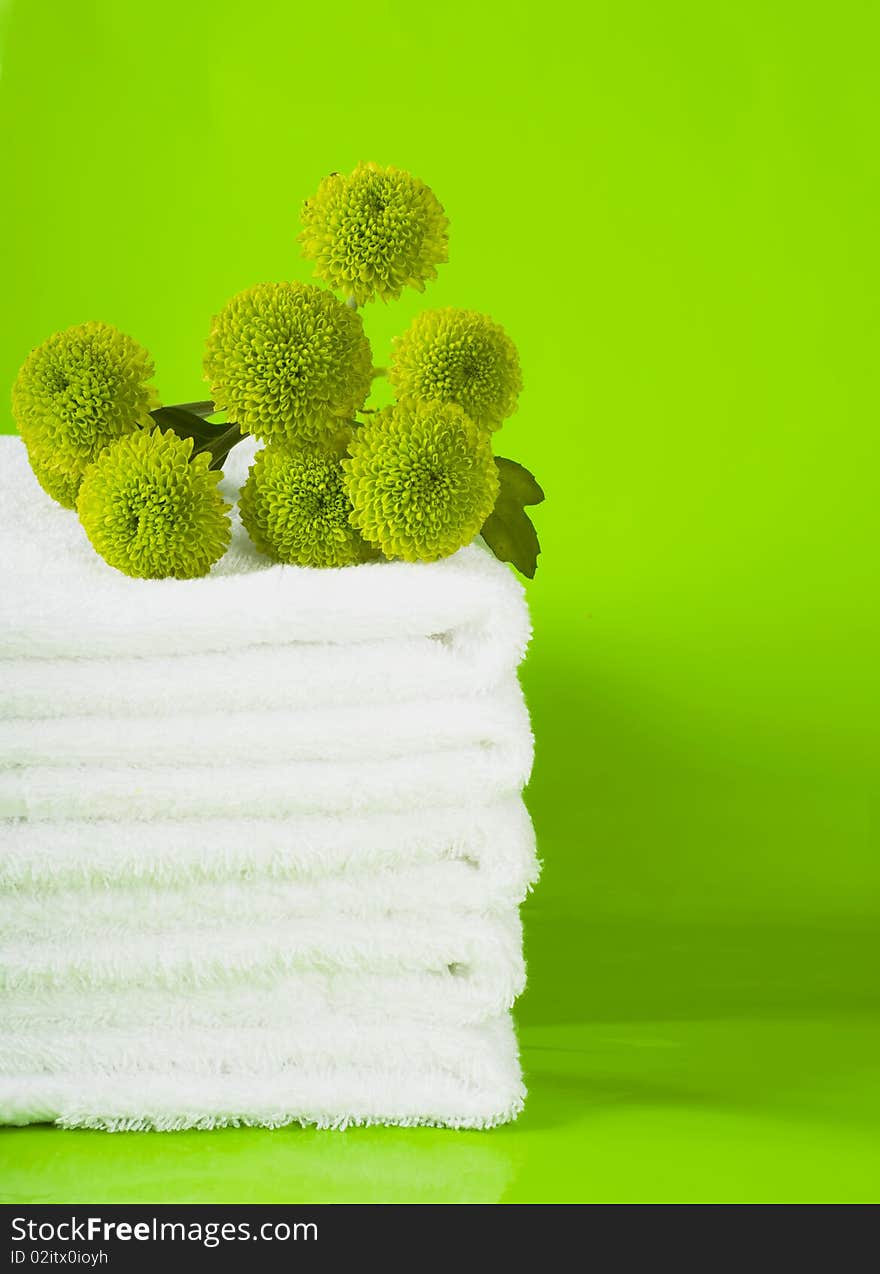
xmin=0 ymin=435 xmax=538 ymax=1131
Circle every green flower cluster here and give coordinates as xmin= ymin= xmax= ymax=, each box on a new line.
xmin=77 ymin=428 xmax=231 ymax=579
xmin=12 ymin=321 xmax=158 ymax=509
xmin=12 ymin=323 xmax=230 ymax=578
xmin=344 ymin=403 xmax=498 ymax=562
xmin=204 ymin=281 xmax=373 ymax=447
xmin=29 ymin=449 xmax=87 ymax=510
xmin=299 ymin=162 xmax=449 ymax=306
xmin=14 ymin=162 xmax=541 ymax=579
xmin=390 ymin=308 xmax=522 ymax=432
xmin=240 ymin=439 xmax=375 ymax=569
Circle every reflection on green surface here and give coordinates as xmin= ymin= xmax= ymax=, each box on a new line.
xmin=0 ymin=1123 xmax=515 ymax=1206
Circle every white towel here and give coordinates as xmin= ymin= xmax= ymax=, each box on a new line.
xmin=0 ymin=733 xmax=533 ymax=821
xmin=0 ymin=433 xmax=537 ymax=1132
xmin=0 ymin=679 xmax=530 ymax=768
xmin=0 ymin=909 xmax=523 ymax=993
xmin=0 ymin=633 xmax=520 ymax=721
xmin=1 ymin=964 xmax=522 ymax=1032
xmin=0 ymin=795 xmax=537 ymax=895
xmin=0 ymin=794 xmax=536 ymax=894
xmin=1 ymin=846 xmax=538 ymax=922
xmin=0 ymin=1015 xmax=518 ymax=1083
xmin=0 ymin=864 xmax=537 ymax=944
xmin=0 ymin=436 xmax=531 ymax=662
xmin=0 ymin=1013 xmax=526 ymax=1130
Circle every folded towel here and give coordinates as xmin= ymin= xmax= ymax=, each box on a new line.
xmin=0 ymin=856 xmax=537 ymax=944
xmin=0 ymin=632 xmax=520 ymax=721
xmin=0 ymin=434 xmax=537 ymax=1133
xmin=0 ymin=909 xmax=524 ymax=996
xmin=0 ymin=437 xmax=530 ymax=662
xmin=0 ymin=1014 xmax=525 ymax=1130
xmin=0 ymin=679 xmax=530 ymax=768
xmin=0 ymin=1014 xmax=517 ymax=1083
xmin=1 ymin=963 xmax=521 ymax=1031
xmin=0 ymin=730 xmax=534 ymax=821
xmin=0 ymin=795 xmax=538 ymax=897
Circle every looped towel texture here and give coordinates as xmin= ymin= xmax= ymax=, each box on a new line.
xmin=0 ymin=436 xmax=538 ymax=1131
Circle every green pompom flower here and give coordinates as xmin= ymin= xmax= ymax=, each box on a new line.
xmin=26 ymin=445 xmax=89 ymax=511
xmin=76 ymin=428 xmax=231 ymax=579
xmin=299 ymin=162 xmax=449 ymax=306
xmin=203 ymin=282 xmax=373 ymax=448
xmin=389 ymin=308 xmax=522 ymax=432
xmin=240 ymin=440 xmax=376 ymax=569
xmin=12 ymin=322 xmax=158 ymax=503
xmin=343 ymin=402 xmax=499 ymax=562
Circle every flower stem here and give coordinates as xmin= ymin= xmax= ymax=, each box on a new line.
xmin=345 ymin=295 xmax=358 ymax=309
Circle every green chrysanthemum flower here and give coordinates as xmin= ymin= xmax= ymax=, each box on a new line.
xmin=389 ymin=308 xmax=522 ymax=432
xmin=26 ymin=445 xmax=89 ymax=511
xmin=240 ymin=440 xmax=376 ymax=568
xmin=343 ymin=402 xmax=499 ymax=562
xmin=203 ymin=282 xmax=373 ymax=447
xmin=12 ymin=322 xmax=158 ymax=503
xmin=299 ymin=162 xmax=449 ymax=306
xmin=76 ymin=428 xmax=231 ymax=579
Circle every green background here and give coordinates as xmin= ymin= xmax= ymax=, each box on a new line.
xmin=1 ymin=0 xmax=878 ymax=1203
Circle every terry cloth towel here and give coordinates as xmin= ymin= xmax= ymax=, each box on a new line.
xmin=0 ymin=1013 xmax=526 ymax=1131
xmin=0 ymin=737 xmax=533 ymax=821
xmin=0 ymin=679 xmax=531 ymax=768
xmin=0 ymin=907 xmax=528 ymax=1129
xmin=0 ymin=436 xmax=531 ymax=662
xmin=0 ymin=795 xmax=537 ymax=896
xmin=0 ymin=635 xmax=520 ymax=720
xmin=0 ymin=884 xmax=528 ymax=965
xmin=1 ymin=965 xmax=522 ymax=1032
xmin=0 ymin=434 xmax=538 ymax=1132
xmin=0 ymin=909 xmax=524 ymax=993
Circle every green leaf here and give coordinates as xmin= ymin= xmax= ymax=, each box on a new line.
xmin=149 ymin=405 xmax=222 ymax=444
xmin=171 ymin=400 xmax=218 ymax=419
xmin=149 ymin=408 xmax=245 ymax=472
xmin=480 ymin=456 xmax=545 ymax=579
xmin=192 ymin=423 xmax=245 ymax=471
xmin=208 ymin=450 xmax=233 ymax=472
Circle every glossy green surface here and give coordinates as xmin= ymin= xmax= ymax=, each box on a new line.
xmin=1 ymin=0 xmax=878 ymax=1202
